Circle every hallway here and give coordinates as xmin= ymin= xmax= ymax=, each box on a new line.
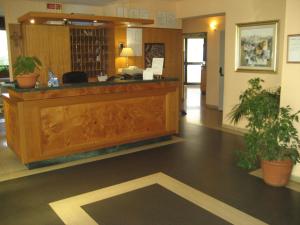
xmin=184 ymin=85 xmax=223 ymax=130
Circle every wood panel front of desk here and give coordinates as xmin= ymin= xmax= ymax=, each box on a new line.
xmin=3 ymin=82 xmax=179 ymax=164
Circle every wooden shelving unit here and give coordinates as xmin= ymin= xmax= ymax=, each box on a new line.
xmin=70 ymin=28 xmax=107 ymax=77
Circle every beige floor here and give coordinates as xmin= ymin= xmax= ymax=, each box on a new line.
xmin=183 ymin=85 xmax=223 ymax=129
xmin=0 ymin=127 xmax=184 ymax=183
xmin=0 ymin=85 xmax=226 ymax=183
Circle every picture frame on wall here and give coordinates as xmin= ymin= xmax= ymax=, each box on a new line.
xmin=235 ymin=20 xmax=279 ymax=72
xmin=287 ymin=34 xmax=300 ymax=63
xmin=144 ymin=43 xmax=165 ymax=68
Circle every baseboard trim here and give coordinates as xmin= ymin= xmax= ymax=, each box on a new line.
xmin=291 ymin=174 xmax=300 ymax=183
xmin=206 ymin=104 xmax=218 ymax=110
xmin=250 ymin=169 xmax=300 ymax=191
xmin=221 ymin=124 xmax=247 ymax=136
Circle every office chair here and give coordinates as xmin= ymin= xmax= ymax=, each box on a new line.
xmin=62 ymin=71 xmax=88 ymax=84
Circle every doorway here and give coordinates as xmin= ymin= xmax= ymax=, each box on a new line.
xmin=0 ymin=16 xmax=9 ymax=78
xmin=184 ymin=33 xmax=207 ymax=84
xmin=182 ymin=15 xmax=225 ymax=129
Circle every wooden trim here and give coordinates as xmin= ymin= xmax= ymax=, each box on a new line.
xmin=18 ymin=12 xmax=154 ymax=26
xmin=205 ymin=104 xmax=219 ymax=110
xmin=4 ymin=81 xmax=179 ymax=164
xmin=221 ymin=124 xmax=246 ymax=135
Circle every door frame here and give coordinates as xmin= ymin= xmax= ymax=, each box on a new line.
xmin=183 ymin=33 xmax=207 ymax=85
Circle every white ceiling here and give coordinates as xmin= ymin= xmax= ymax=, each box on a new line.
xmin=29 ymin=0 xmax=180 ymax=6
xmin=30 ymin=0 xmax=118 ymax=6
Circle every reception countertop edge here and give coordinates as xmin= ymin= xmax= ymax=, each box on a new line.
xmin=5 ymin=77 xmax=178 ymax=93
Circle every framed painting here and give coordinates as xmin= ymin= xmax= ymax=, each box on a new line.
xmin=235 ymin=20 xmax=279 ymax=72
xmin=144 ymin=43 xmax=165 ymax=68
xmin=287 ymin=34 xmax=300 ymax=63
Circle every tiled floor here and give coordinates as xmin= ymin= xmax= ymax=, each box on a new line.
xmin=1 ymin=122 xmax=300 ymax=225
xmin=183 ymin=85 xmax=223 ymax=129
xmin=0 ymin=85 xmax=221 ymax=180
xmin=1 ymin=86 xmax=300 ymax=225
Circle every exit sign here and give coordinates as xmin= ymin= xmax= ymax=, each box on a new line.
xmin=47 ymin=3 xmax=62 ymax=11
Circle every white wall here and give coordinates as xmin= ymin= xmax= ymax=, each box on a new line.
xmin=280 ymin=0 xmax=300 ymax=180
xmin=177 ymin=0 xmax=285 ymax=129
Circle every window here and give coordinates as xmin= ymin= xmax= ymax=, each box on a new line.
xmin=0 ymin=30 xmax=9 ymax=66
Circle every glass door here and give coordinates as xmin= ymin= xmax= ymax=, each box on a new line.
xmin=184 ymin=34 xmax=207 ymax=84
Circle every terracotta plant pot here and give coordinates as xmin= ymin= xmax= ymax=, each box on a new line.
xmin=261 ymin=160 xmax=293 ymax=187
xmin=16 ymin=74 xmax=38 ymax=88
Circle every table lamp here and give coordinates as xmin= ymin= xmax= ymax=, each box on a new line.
xmin=120 ymin=47 xmax=134 ymax=68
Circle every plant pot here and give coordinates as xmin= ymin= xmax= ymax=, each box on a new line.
xmin=261 ymin=160 xmax=293 ymax=187
xmin=16 ymin=74 xmax=38 ymax=88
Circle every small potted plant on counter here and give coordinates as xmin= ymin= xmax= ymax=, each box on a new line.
xmin=13 ymin=56 xmax=42 ymax=88
xmin=229 ymin=78 xmax=300 ymax=187
xmin=0 ymin=65 xmax=9 ymax=78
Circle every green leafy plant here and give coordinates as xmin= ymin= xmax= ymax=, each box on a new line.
xmin=229 ymin=78 xmax=300 ymax=169
xmin=13 ymin=56 xmax=42 ymax=77
xmin=0 ymin=65 xmax=9 ymax=73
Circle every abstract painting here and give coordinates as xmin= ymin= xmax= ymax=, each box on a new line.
xmin=144 ymin=43 xmax=165 ymax=68
xmin=235 ymin=21 xmax=278 ymax=72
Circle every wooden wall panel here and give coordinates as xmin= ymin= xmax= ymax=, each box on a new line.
xmin=8 ymin=24 xmax=23 ymax=66
xmin=114 ymin=27 xmax=183 ymax=79
xmin=3 ymin=98 xmax=21 ymax=159
xmin=40 ymin=95 xmax=166 ymax=155
xmin=114 ymin=27 xmax=183 ymax=103
xmin=106 ymin=27 xmax=116 ymax=76
xmin=22 ymin=25 xmax=71 ymax=85
xmin=142 ymin=28 xmax=183 ymax=78
xmin=48 ymin=26 xmax=71 ymax=81
xmin=22 ymin=25 xmax=50 ymax=85
xmin=4 ymin=81 xmax=179 ymax=163
xmin=114 ymin=27 xmax=127 ymax=73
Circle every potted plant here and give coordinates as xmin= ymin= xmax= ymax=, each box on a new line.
xmin=13 ymin=56 xmax=42 ymax=88
xmin=0 ymin=65 xmax=9 ymax=78
xmin=229 ymin=78 xmax=300 ymax=186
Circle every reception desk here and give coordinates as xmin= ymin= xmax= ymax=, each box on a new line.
xmin=3 ymin=78 xmax=179 ymax=164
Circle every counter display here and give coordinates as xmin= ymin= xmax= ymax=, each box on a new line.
xmin=3 ymin=78 xmax=179 ymax=164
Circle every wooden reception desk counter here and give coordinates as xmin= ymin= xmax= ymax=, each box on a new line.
xmin=3 ymin=78 xmax=179 ymax=164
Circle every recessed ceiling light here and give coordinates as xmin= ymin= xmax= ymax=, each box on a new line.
xmin=30 ymin=19 xmax=35 ymax=24
xmin=93 ymin=20 xmax=97 ymax=23
xmin=63 ymin=18 xmax=67 ymax=21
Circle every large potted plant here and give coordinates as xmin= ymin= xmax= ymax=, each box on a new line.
xmin=13 ymin=56 xmax=42 ymax=88
xmin=229 ymin=78 xmax=300 ymax=186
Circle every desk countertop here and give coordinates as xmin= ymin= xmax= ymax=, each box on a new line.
xmin=5 ymin=77 xmax=178 ymax=93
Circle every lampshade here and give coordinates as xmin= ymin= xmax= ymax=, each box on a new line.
xmin=120 ymin=47 xmax=134 ymax=57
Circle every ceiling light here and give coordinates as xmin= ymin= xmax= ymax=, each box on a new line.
xmin=30 ymin=19 xmax=35 ymax=24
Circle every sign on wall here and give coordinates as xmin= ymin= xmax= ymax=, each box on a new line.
xmin=47 ymin=2 xmax=62 ymax=12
